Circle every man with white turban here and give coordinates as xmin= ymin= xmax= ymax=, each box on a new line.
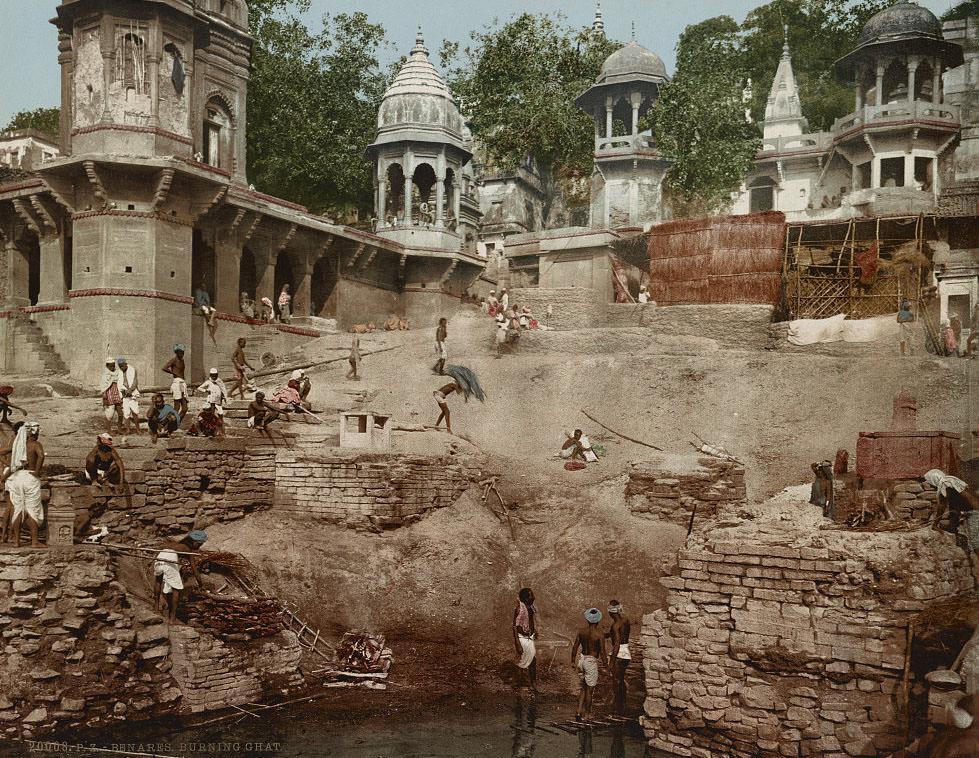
xmin=2 ymin=421 xmax=44 ymax=546
xmin=100 ymin=358 xmax=124 ymax=435
xmin=925 ymin=468 xmax=978 ymax=531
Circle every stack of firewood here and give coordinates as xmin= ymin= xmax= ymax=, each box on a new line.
xmin=321 ymin=631 xmax=393 ymax=689
xmin=180 ymin=595 xmax=283 ymax=641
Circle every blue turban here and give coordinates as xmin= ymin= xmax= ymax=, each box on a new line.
xmin=188 ymin=530 xmax=208 ymax=543
xmin=117 ymin=358 xmax=127 ymax=365
xmin=585 ymin=608 xmax=602 ymax=624
xmin=174 ymin=344 xmax=186 ymax=353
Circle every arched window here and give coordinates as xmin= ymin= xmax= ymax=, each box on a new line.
xmin=117 ymin=31 xmax=147 ymax=94
xmin=748 ymin=176 xmax=777 ymax=213
xmin=163 ymin=43 xmax=185 ymax=96
xmin=203 ymin=97 xmax=232 ymax=168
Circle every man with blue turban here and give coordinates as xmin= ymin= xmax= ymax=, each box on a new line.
xmin=572 ymin=607 xmax=605 ymax=722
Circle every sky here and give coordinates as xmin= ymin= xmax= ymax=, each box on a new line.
xmin=0 ymin=0 xmax=960 ymax=128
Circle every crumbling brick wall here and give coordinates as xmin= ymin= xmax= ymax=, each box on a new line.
xmin=641 ymin=525 xmax=975 ymax=758
xmin=0 ymin=549 xmax=305 ymax=738
xmin=626 ymin=457 xmax=747 ymax=526
xmin=274 ymin=451 xmax=470 ymax=529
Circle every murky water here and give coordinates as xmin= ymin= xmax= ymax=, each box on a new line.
xmin=6 ymin=700 xmax=658 ymax=758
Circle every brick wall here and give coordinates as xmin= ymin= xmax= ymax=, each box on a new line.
xmin=626 ymin=457 xmax=747 ymax=525
xmin=640 ymin=525 xmax=975 ymax=758
xmin=168 ymin=625 xmax=303 ymax=713
xmin=70 ymin=438 xmax=276 ymax=541
xmin=274 ymin=451 xmax=470 ymax=529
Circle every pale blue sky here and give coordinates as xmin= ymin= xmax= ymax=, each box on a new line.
xmin=0 ymin=0 xmax=958 ymax=127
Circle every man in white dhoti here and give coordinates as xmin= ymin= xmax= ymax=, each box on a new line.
xmin=2 ymin=421 xmax=44 ymax=547
xmin=116 ymin=358 xmax=141 ymax=436
xmin=154 ymin=530 xmax=207 ymax=622
xmin=606 ymin=601 xmax=632 ymax=714
xmin=512 ymin=587 xmax=540 ymax=691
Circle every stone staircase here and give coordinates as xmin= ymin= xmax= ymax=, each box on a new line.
xmin=8 ymin=313 xmax=69 ymax=375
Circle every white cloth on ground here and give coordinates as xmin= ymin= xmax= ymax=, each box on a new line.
xmin=517 ymin=634 xmax=536 ymax=669
xmin=6 ymin=469 xmax=43 ymax=525
xmin=577 ymin=653 xmax=599 ymax=687
xmin=153 ymin=549 xmax=183 ymax=594
xmin=924 ymin=469 xmax=968 ymax=497
xmin=616 ymin=643 xmax=632 ymax=661
xmin=579 ymin=434 xmax=599 ymax=463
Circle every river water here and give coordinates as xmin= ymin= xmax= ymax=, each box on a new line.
xmin=7 ymin=699 xmax=656 ymax=758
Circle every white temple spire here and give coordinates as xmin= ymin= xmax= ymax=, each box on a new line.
xmin=592 ymin=1 xmax=605 ymax=38
xmin=763 ymin=25 xmax=808 ymax=139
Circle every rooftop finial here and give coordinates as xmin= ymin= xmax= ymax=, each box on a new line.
xmin=592 ymin=1 xmax=605 ymax=37
xmin=412 ymin=25 xmax=428 ymax=56
xmin=782 ymin=23 xmax=790 ymax=60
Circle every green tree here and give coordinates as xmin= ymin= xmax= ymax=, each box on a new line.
xmin=246 ymin=1 xmax=388 ymax=217
xmin=942 ymin=0 xmax=979 ymax=21
xmin=4 ymin=107 xmax=60 ymax=137
xmin=644 ymin=17 xmax=760 ymax=214
xmin=440 ymin=13 xmax=619 ymax=178
xmin=739 ymin=0 xmax=891 ymax=131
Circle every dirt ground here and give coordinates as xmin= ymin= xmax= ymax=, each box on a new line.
xmin=8 ymin=304 xmax=977 ymax=714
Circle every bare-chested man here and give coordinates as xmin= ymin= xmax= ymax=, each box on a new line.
xmin=572 ymin=608 xmax=605 ymax=722
xmin=606 ymin=600 xmax=632 ymax=715
xmin=1 ymin=421 xmax=44 ymax=547
xmin=85 ymin=434 xmax=125 ymax=490
xmin=161 ymin=344 xmax=188 ymax=420
xmin=154 ymin=530 xmax=207 ymax=623
xmin=247 ymin=392 xmax=281 ymax=432
xmin=433 ymin=380 xmax=461 ymax=435
xmin=230 ymin=338 xmax=255 ymax=399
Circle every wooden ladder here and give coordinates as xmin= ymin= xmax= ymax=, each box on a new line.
xmin=917 ymin=298 xmax=947 ymax=356
xmin=231 ymin=570 xmax=333 ymax=661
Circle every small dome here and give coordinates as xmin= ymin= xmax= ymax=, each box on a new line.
xmin=376 ymin=27 xmax=463 ymax=137
xmin=596 ymin=41 xmax=668 ymax=85
xmin=857 ymin=0 xmax=943 ymax=46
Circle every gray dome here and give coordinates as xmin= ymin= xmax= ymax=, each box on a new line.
xmin=376 ymin=28 xmax=463 ymax=138
xmin=596 ymin=41 xmax=668 ymax=85
xmin=857 ymin=1 xmax=943 ymax=45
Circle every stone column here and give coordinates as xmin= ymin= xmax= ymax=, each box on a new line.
xmin=905 ymin=153 xmax=914 ymax=188
xmin=213 ymin=239 xmax=241 ymax=313
xmin=907 ymin=56 xmax=919 ymax=104
xmin=435 ymin=173 xmax=445 ymax=228
xmin=855 ymin=66 xmax=864 ymax=111
xmin=631 ymin=103 xmax=639 ymax=135
xmin=37 ymin=233 xmax=67 ymax=306
xmin=256 ymin=251 xmax=277 ymax=305
xmin=875 ymin=64 xmax=885 ymax=106
xmin=4 ymin=240 xmax=30 ymax=308
xmin=101 ymin=19 xmax=114 ymax=123
xmin=149 ymin=51 xmax=161 ymax=126
xmin=294 ymin=256 xmax=313 ymax=317
xmin=377 ymin=173 xmax=386 ymax=227
xmin=605 ymin=104 xmax=613 ymax=139
xmin=453 ymin=181 xmax=461 ymax=227
xmin=58 ymin=32 xmax=73 ymax=154
xmin=871 ymin=156 xmax=881 ymax=188
xmin=932 ymin=61 xmax=941 ymax=104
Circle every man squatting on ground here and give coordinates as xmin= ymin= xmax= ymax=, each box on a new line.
xmin=162 ymin=345 xmax=189 ymax=420
xmin=513 ymin=588 xmax=539 ymax=691
xmin=85 ymin=433 xmax=125 ymax=489
xmin=146 ymin=394 xmax=180 ymax=443
xmin=1 ymin=422 xmax=44 ymax=547
xmin=607 ymin=600 xmax=632 ymax=715
xmin=247 ymin=392 xmax=281 ymax=431
xmin=154 ymin=530 xmax=207 ymax=623
xmin=573 ymin=607 xmax=605 ymax=722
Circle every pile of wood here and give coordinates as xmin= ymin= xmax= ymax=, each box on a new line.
xmin=180 ymin=595 xmax=283 ymax=641
xmin=321 ymin=631 xmax=392 ymax=690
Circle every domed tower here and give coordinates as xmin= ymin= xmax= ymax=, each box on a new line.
xmin=833 ymin=0 xmax=963 ymax=204
xmin=366 ymin=27 xmax=474 ymax=251
xmin=575 ymin=39 xmax=671 ymax=229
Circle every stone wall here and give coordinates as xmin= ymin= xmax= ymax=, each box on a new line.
xmin=274 ymin=451 xmax=470 ymax=530
xmin=69 ymin=438 xmax=276 ymax=541
xmin=641 ymin=523 xmax=975 ymax=758
xmin=509 ymin=287 xmax=604 ymax=329
xmin=627 ymin=457 xmax=747 ymax=525
xmin=0 ymin=548 xmax=305 ymax=738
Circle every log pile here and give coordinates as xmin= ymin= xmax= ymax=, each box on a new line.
xmin=180 ymin=595 xmax=283 ymax=641
xmin=321 ymin=631 xmax=393 ymax=689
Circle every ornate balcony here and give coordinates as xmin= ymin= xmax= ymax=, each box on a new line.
xmin=832 ymin=100 xmax=961 ymax=137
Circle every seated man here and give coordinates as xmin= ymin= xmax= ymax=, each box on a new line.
xmin=271 ymin=379 xmax=303 ymax=412
xmin=85 ymin=434 xmax=125 ymax=489
xmin=146 ymin=394 xmax=181 ymax=443
xmin=0 ymin=386 xmax=27 ymax=429
xmin=383 ymin=314 xmax=400 ymax=331
xmin=247 ymin=391 xmax=282 ymax=431
xmin=560 ymin=429 xmax=598 ymax=463
xmin=187 ymin=404 xmax=223 ymax=438
xmin=154 ymin=530 xmax=207 ymax=623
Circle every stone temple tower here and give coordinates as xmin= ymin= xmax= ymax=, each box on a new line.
xmin=41 ymin=0 xmax=252 ymax=381
xmin=575 ymin=38 xmax=671 ymax=229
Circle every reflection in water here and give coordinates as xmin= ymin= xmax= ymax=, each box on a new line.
xmin=578 ymin=729 xmax=593 ymax=756
xmin=512 ymin=697 xmax=537 ymax=758
xmin=610 ymin=728 xmax=626 ymax=758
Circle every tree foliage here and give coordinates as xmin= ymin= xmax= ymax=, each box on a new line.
xmin=942 ymin=0 xmax=979 ymax=21
xmin=740 ymin=0 xmax=891 ymax=132
xmin=246 ymin=1 xmax=388 ymax=216
xmin=644 ymin=17 xmax=760 ymax=213
xmin=440 ymin=13 xmax=619 ymax=178
xmin=4 ymin=107 xmax=60 ymax=137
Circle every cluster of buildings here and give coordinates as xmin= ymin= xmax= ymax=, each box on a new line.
xmin=0 ymin=0 xmax=976 ymax=384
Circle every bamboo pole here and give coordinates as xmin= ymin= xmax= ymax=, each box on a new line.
xmin=581 ymin=409 xmax=663 ymax=451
